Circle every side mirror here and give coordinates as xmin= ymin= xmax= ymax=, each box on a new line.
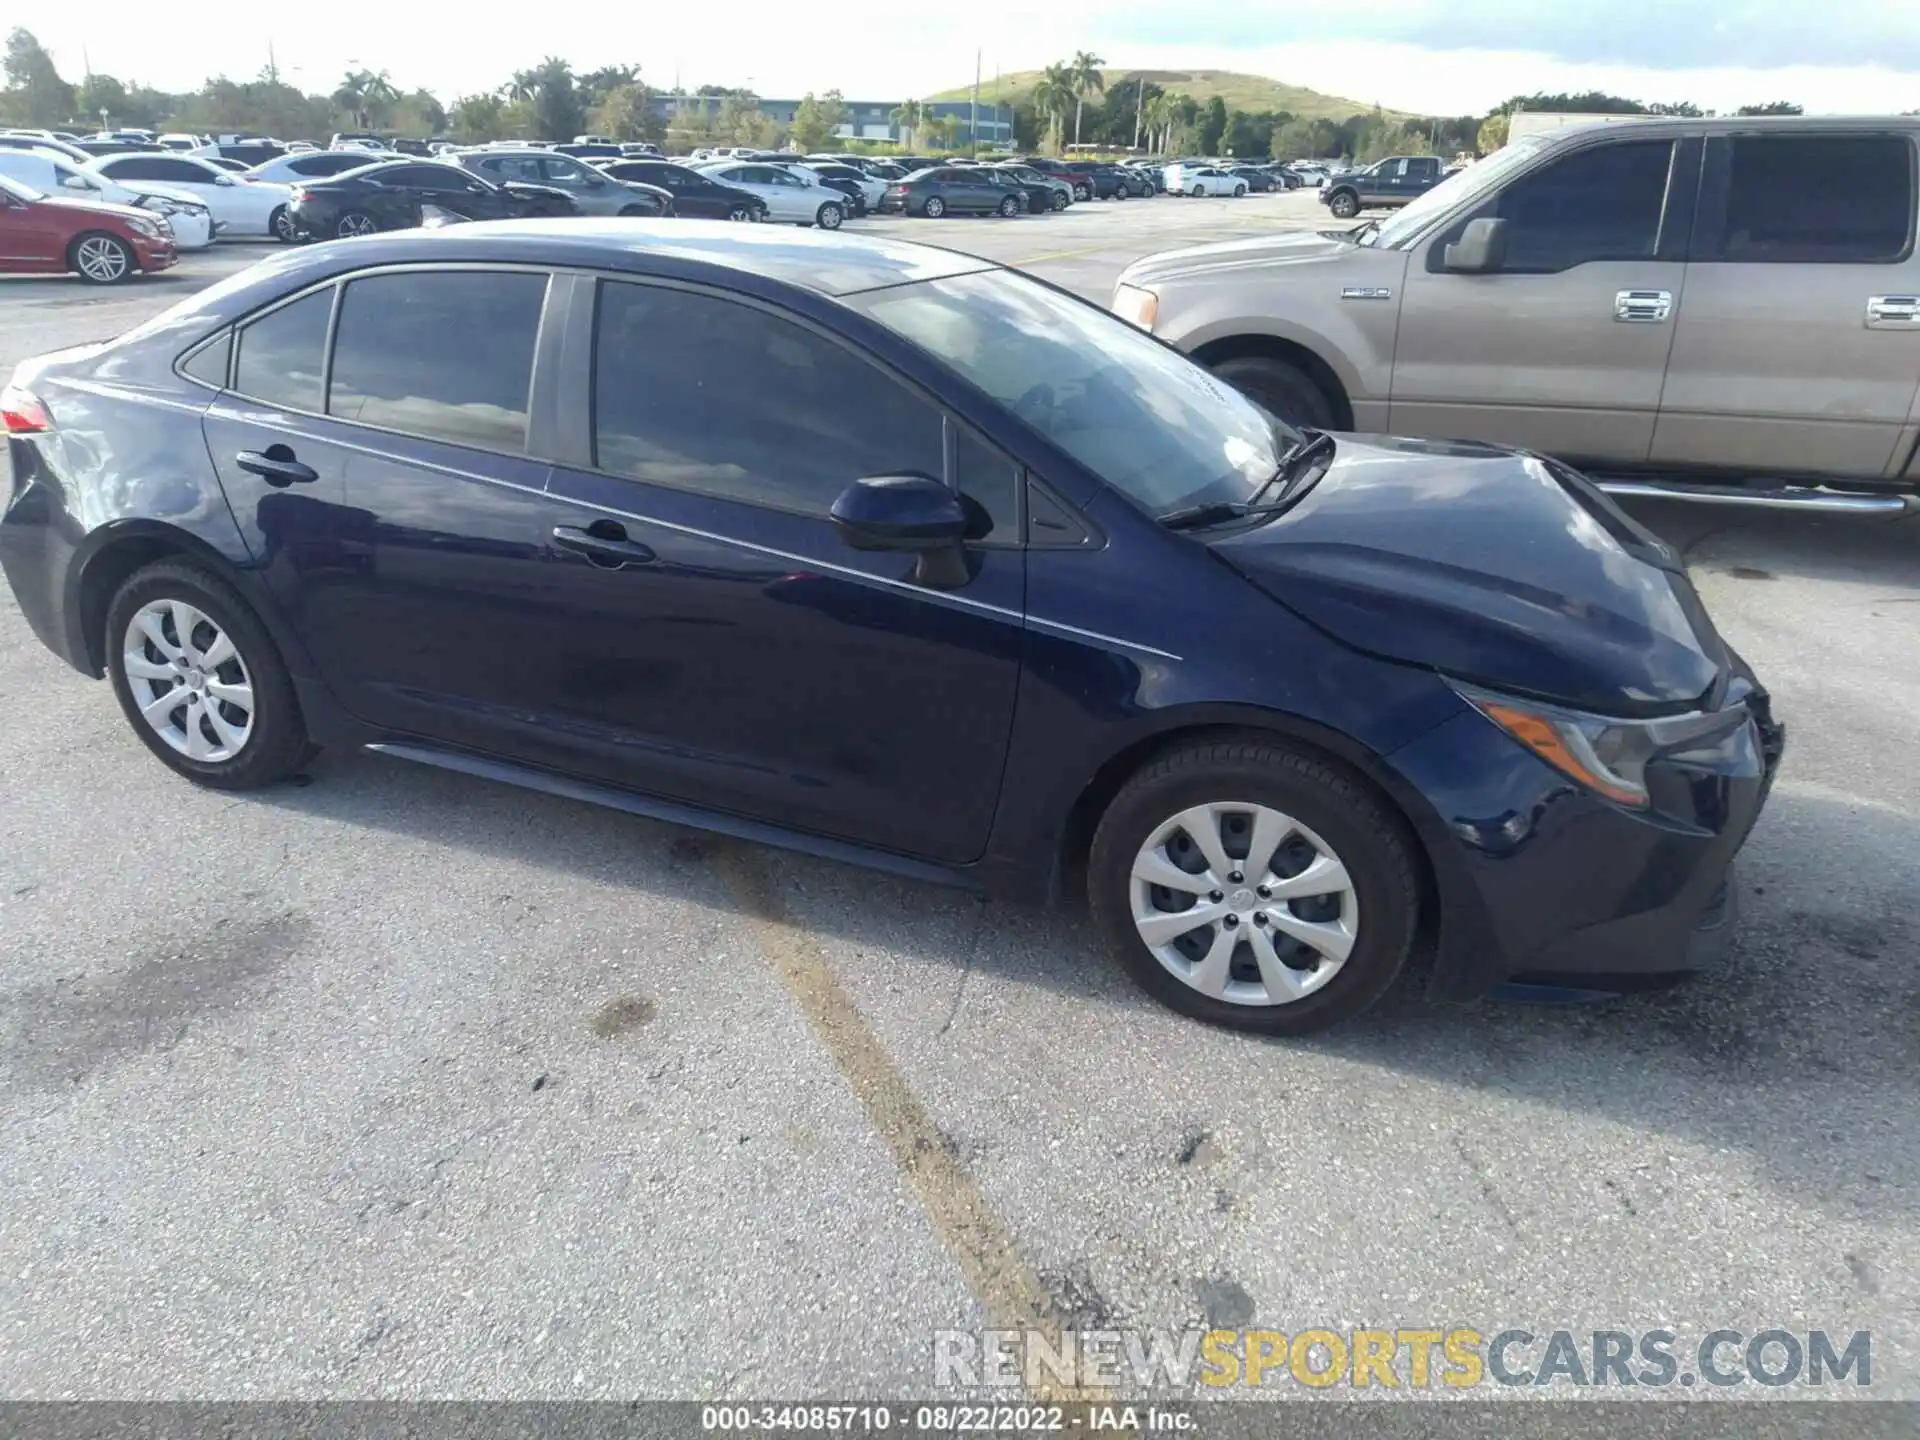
xmin=214 ymin=174 xmax=236 ymax=186
xmin=1443 ymin=216 xmax=1508 ymax=274
xmin=584 ymin=174 xmax=605 ymax=188
xmin=62 ymin=175 xmax=90 ymax=190
xmin=830 ymin=474 xmax=970 ymax=588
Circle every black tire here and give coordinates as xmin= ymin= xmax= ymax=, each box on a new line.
xmin=816 ymin=201 xmax=844 ymax=230
xmin=105 ymin=560 xmax=315 ymax=790
xmin=1050 ymin=191 xmax=1068 ymax=211
xmin=68 ymin=231 xmax=134 ymax=284
xmin=1089 ymin=739 xmax=1419 ymax=1035
xmin=1328 ymin=189 xmax=1360 ymax=218
xmin=269 ymin=206 xmax=296 ymax=243
xmin=1190 ymin=184 xmax=1207 ymax=198
xmin=922 ymin=196 xmax=945 ymax=218
xmin=726 ymin=204 xmax=753 ymax=222
xmin=997 ymin=195 xmax=1020 ymax=217
xmin=1210 ymin=355 xmax=1340 ymax=430
xmin=1112 ymin=185 xmax=1128 ymax=200
xmin=335 ymin=210 xmax=378 ymax=238
xmin=617 ymin=204 xmax=652 ymax=217
xmin=1075 ymin=184 xmax=1092 ymax=202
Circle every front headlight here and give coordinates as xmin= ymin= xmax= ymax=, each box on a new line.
xmin=125 ymin=215 xmax=162 ymax=237
xmin=1111 ymin=282 xmax=1158 ymax=331
xmin=1454 ymin=682 xmax=1748 ymax=810
xmin=136 ymin=195 xmax=179 ymax=215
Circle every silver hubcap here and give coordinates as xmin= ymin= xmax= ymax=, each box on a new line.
xmin=1130 ymin=802 xmax=1357 ymax=1006
xmin=273 ymin=209 xmax=292 ymax=239
xmin=339 ymin=214 xmax=375 ymax=237
xmin=76 ymin=237 xmax=127 ymax=281
xmin=123 ymin=600 xmax=255 ymax=763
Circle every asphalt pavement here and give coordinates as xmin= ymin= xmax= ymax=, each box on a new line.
xmin=1 ymin=199 xmax=1916 ymax=1403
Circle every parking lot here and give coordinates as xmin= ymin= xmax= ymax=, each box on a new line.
xmin=2 ymin=190 xmax=1917 ymax=1400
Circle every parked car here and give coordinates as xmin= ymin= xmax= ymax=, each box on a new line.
xmin=594 ymin=160 xmax=768 ymax=221
xmin=0 ymin=172 xmax=176 ymax=282
xmin=1020 ymin=158 xmax=1090 ymax=199
xmin=618 ymin=143 xmax=662 ymax=157
xmin=0 ymin=221 xmax=1783 ymax=1033
xmin=450 ymin=149 xmax=671 ymax=218
xmin=70 ymin=139 xmax=163 ymax=158
xmin=0 ymin=151 xmax=216 ymax=249
xmin=983 ymin=167 xmax=1055 ymax=214
xmin=194 ymin=141 xmax=289 ymax=169
xmin=245 ymin=151 xmax=387 ymax=186
xmin=790 ymin=161 xmax=887 ymax=214
xmin=1170 ymin=165 xmax=1247 ymax=197
xmin=1318 ymin=155 xmax=1447 ymax=218
xmin=994 ymin=164 xmax=1071 ymax=211
xmin=287 ymin=160 xmax=578 ymax=238
xmin=89 ymin=152 xmax=297 ymax=241
xmin=879 ymin=167 xmax=1024 ymax=218
xmin=1100 ymin=165 xmax=1154 ymax=198
xmin=694 ymin=162 xmax=847 ymax=228
xmin=0 ymin=134 xmax=98 ymax=165
xmin=1118 ymin=116 xmax=1920 ymax=512
xmin=1230 ymin=166 xmax=1280 ymax=193
xmin=553 ymin=142 xmax=624 ymax=160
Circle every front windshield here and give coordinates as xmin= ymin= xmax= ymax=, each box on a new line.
xmin=1362 ymin=136 xmax=1547 ymax=248
xmin=850 ymin=269 xmax=1293 ymax=518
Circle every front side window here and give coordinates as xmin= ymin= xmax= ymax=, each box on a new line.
xmin=1466 ymin=138 xmax=1674 ymax=272
xmin=485 ymin=155 xmax=542 ymax=184
xmin=593 ymin=281 xmax=944 ymax=516
xmin=327 ymin=270 xmax=548 ymax=452
xmin=233 ymin=288 xmax=332 ymax=413
xmin=851 ymin=270 xmax=1288 ymax=520
xmin=1702 ymin=134 xmax=1913 ymax=263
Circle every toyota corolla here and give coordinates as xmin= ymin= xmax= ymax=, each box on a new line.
xmin=0 ymin=223 xmax=1782 ymax=1033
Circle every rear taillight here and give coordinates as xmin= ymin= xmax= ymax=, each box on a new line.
xmin=1 ymin=385 xmax=51 ymax=435
xmin=289 ymin=187 xmax=309 ymax=204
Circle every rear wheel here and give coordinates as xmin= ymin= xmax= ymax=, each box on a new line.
xmin=1210 ymin=355 xmax=1340 ymax=430
xmin=1190 ymin=184 xmax=1207 ymax=198
xmin=1113 ymin=184 xmax=1128 ymax=200
xmin=1089 ymin=739 xmax=1418 ymax=1035
xmin=726 ymin=204 xmax=753 ymax=222
xmin=105 ymin=561 xmax=315 ymax=789
xmin=269 ymin=205 xmax=296 ymax=243
xmin=1075 ymin=184 xmax=1092 ymax=202
xmin=335 ymin=211 xmax=377 ymax=237
xmin=815 ymin=201 xmax=844 ymax=229
xmin=997 ymin=194 xmax=1020 ymax=217
xmin=922 ymin=195 xmax=946 ymax=218
xmin=69 ymin=232 xmax=133 ymax=284
xmin=1235 ymin=184 xmax=1248 ymax=197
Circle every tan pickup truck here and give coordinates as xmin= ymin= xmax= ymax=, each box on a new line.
xmin=1114 ymin=116 xmax=1920 ymax=513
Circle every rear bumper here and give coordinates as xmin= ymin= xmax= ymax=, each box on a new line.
xmin=0 ymin=436 xmax=91 ymax=674
xmin=1388 ymin=684 xmax=1783 ymax=1000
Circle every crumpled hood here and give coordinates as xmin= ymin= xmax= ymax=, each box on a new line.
xmin=1209 ymin=435 xmax=1728 ymax=716
xmin=1119 ymin=228 xmax=1361 ymax=287
xmin=41 ymin=194 xmax=160 ymax=226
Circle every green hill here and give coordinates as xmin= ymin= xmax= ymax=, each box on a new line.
xmin=927 ymin=68 xmax=1410 ymax=123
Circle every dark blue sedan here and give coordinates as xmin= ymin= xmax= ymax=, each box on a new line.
xmin=0 ymin=222 xmax=1782 ymax=1033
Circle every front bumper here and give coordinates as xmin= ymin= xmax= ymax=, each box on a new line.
xmin=1389 ymin=679 xmax=1784 ymax=999
xmin=131 ymin=233 xmax=177 ymax=271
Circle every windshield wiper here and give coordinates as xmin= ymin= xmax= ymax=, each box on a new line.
xmin=1159 ymin=431 xmax=1338 ymax=532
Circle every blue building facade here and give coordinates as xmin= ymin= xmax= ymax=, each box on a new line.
xmin=651 ymin=94 xmax=1013 ymax=146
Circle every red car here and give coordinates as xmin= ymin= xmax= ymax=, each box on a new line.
xmin=0 ymin=173 xmax=177 ymax=284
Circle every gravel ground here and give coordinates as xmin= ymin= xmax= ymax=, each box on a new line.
xmin=1 ymin=198 xmax=1915 ymax=1404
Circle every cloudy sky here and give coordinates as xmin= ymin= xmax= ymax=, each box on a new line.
xmin=26 ymin=0 xmax=1920 ymax=115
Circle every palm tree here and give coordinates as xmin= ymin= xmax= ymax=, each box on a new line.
xmin=1068 ymin=51 xmax=1105 ymax=148
xmin=1032 ymin=65 xmax=1074 ymax=153
xmin=502 ymin=69 xmax=540 ymax=104
xmin=332 ymin=68 xmax=399 ymax=129
xmin=1141 ymin=93 xmax=1172 ymax=155
xmin=890 ymin=98 xmax=924 ymax=148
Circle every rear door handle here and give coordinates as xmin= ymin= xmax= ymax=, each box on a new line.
xmin=552 ymin=522 xmax=656 ymax=569
xmin=235 ymin=447 xmax=318 ymax=487
xmin=1614 ymin=290 xmax=1673 ymax=323
xmin=1866 ymin=294 xmax=1920 ymax=327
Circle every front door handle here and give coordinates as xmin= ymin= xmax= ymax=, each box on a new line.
xmin=552 ymin=522 xmax=656 ymax=570
xmin=236 ymin=446 xmax=318 ymax=487
xmin=1866 ymin=294 xmax=1920 ymax=328
xmin=1614 ymin=290 xmax=1673 ymax=323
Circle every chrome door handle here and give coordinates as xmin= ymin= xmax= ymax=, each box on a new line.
xmin=1614 ymin=290 xmax=1672 ymax=323
xmin=1866 ymin=294 xmax=1920 ymax=327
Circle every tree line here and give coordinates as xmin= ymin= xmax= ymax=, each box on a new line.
xmin=0 ymin=29 xmax=1839 ymax=161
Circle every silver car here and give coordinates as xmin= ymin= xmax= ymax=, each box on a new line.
xmin=449 ymin=148 xmax=671 ymax=217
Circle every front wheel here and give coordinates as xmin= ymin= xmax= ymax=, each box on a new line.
xmin=921 ymin=196 xmax=946 ymax=218
xmin=1190 ymin=184 xmax=1207 ymax=198
xmin=1075 ymin=184 xmax=1092 ymax=202
xmin=1327 ymin=190 xmax=1360 ymax=218
xmin=1112 ymin=185 xmax=1128 ymax=200
xmin=1210 ymin=354 xmax=1339 ymax=430
xmin=105 ymin=561 xmax=315 ymax=789
xmin=815 ymin=201 xmax=844 ymax=230
xmin=270 ymin=206 xmax=296 ymax=243
xmin=69 ymin=232 xmax=133 ymax=284
xmin=1235 ymin=185 xmax=1248 ymax=197
xmin=997 ymin=195 xmax=1020 ymax=217
xmin=726 ymin=204 xmax=753 ymax=222
xmin=1049 ymin=191 xmax=1068 ymax=211
xmin=1089 ymin=739 xmax=1418 ymax=1035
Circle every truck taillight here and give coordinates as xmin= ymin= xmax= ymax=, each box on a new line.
xmin=1 ymin=385 xmax=51 ymax=435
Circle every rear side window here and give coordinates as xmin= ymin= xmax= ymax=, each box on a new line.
xmin=180 ymin=332 xmax=231 ymax=389
xmin=327 ymin=271 xmax=548 ymax=452
xmin=232 ymin=288 xmax=332 ymax=412
xmin=99 ymin=156 xmax=169 ymax=181
xmin=1700 ymin=134 xmax=1914 ymax=263
xmin=592 ymin=280 xmax=945 ymax=516
xmin=1475 ymin=139 xmax=1674 ymax=272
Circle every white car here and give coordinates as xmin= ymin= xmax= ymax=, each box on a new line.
xmin=86 ymin=152 xmax=296 ymax=241
xmin=244 ymin=151 xmax=387 ymax=186
xmin=0 ymin=149 xmax=217 ymax=248
xmin=782 ymin=160 xmax=886 ymax=212
xmin=1171 ymin=165 xmax=1247 ymax=197
xmin=694 ymin=161 xmax=848 ymax=228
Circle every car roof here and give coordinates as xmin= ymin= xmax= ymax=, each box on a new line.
xmin=193 ymin=219 xmax=1002 ymax=306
